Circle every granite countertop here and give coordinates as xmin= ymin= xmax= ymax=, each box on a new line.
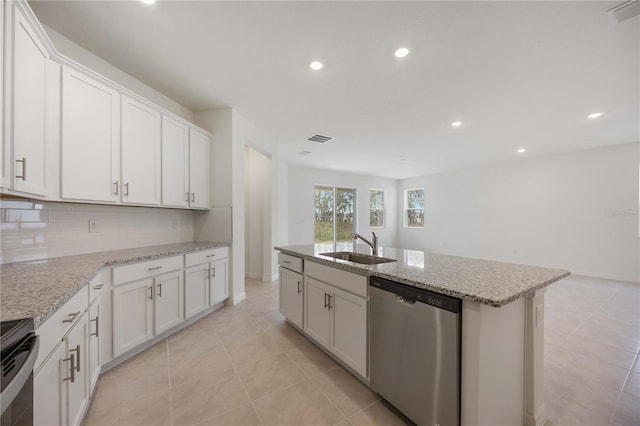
xmin=1 ymin=242 xmax=228 ymax=327
xmin=275 ymin=244 xmax=570 ymax=307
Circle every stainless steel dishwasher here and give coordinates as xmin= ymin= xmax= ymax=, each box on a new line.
xmin=369 ymin=276 xmax=462 ymax=426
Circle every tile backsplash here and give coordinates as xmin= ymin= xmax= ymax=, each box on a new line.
xmin=0 ymin=198 xmax=194 ymax=264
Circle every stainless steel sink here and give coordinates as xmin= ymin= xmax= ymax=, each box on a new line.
xmin=320 ymin=251 xmax=397 ymax=265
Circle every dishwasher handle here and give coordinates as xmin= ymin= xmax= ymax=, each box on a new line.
xmin=370 ymin=276 xmax=461 ymax=314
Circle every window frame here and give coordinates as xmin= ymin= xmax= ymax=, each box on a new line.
xmin=314 ymin=185 xmax=357 ymax=248
xmin=404 ymin=188 xmax=425 ymax=228
xmin=369 ymin=188 xmax=385 ymax=228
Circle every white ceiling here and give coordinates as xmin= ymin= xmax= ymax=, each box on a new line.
xmin=29 ymin=0 xmax=639 ymax=179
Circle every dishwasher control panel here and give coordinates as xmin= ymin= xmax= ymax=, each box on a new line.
xmin=370 ymin=276 xmax=461 ymax=313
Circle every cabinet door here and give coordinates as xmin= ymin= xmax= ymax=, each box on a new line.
xmin=34 ymin=343 xmax=65 ymax=426
xmin=185 ymin=264 xmax=209 ymax=318
xmin=88 ymin=298 xmax=101 ymax=394
xmin=210 ymin=260 xmax=228 ymax=305
xmin=154 ymin=271 xmax=184 ymax=334
xmin=279 ymin=267 xmax=303 ymax=328
xmin=304 ymin=277 xmax=332 ymax=350
xmin=331 ymin=287 xmax=367 ymax=378
xmin=10 ymin=4 xmax=47 ymax=196
xmin=161 ymin=116 xmax=189 ymax=207
xmin=112 ymin=279 xmax=153 ymax=357
xmin=188 ymin=128 xmax=210 ymax=209
xmin=121 ymin=96 xmax=161 ymax=205
xmin=66 ymin=312 xmax=88 ymax=426
xmin=61 ymin=66 xmax=119 ymax=202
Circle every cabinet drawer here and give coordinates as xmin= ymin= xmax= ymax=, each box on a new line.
xmin=35 ymin=285 xmax=89 ymax=372
xmin=112 ymin=256 xmax=183 ymax=286
xmin=278 ymin=253 xmax=303 ymax=273
xmin=305 ymin=261 xmax=367 ymax=298
xmin=185 ymin=246 xmax=229 ymax=267
xmin=88 ymin=274 xmax=104 ymax=303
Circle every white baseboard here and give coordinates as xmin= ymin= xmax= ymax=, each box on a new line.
xmin=569 ymin=270 xmax=640 ymax=284
xmin=232 ymin=292 xmax=247 ymax=304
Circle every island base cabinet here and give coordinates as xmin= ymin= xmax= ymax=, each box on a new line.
xmin=304 ymin=278 xmax=332 ymax=349
xmin=331 ymin=287 xmax=367 ymax=378
xmin=304 ymin=276 xmax=368 ymax=379
xmin=279 ymin=267 xmax=303 ymax=329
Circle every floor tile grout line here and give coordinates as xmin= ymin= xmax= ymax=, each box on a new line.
xmin=608 ymin=350 xmax=640 ymax=426
xmin=216 ymin=325 xmax=266 ymax=426
xmin=306 ymin=368 xmax=351 ymax=423
xmin=165 ymin=339 xmax=174 ymax=426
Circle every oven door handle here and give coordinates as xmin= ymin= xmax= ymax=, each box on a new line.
xmin=0 ymin=335 xmax=39 ymax=416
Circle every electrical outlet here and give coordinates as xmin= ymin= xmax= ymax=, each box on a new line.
xmin=89 ymin=220 xmax=97 ymax=233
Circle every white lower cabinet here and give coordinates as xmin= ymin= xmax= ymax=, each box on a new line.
xmin=112 ymin=261 xmax=184 ymax=357
xmin=112 ymin=278 xmax=154 ymax=356
xmin=184 ymin=248 xmax=229 ymax=318
xmin=303 ymin=267 xmax=368 ymax=379
xmin=34 ymin=311 xmax=89 ymax=426
xmin=154 ymin=270 xmax=184 ymax=334
xmin=279 ymin=267 xmax=303 ymax=328
xmin=184 ymin=264 xmax=210 ymax=318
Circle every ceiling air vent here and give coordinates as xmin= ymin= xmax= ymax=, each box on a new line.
xmin=307 ymin=134 xmax=334 ymax=144
xmin=607 ymin=1 xmax=639 ymax=25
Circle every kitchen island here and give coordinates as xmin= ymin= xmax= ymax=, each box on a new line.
xmin=275 ymin=244 xmax=570 ymax=426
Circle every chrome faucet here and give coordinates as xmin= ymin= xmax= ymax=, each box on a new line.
xmin=353 ymin=232 xmax=378 ymax=256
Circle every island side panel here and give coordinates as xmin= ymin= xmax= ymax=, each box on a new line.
xmin=461 ymin=297 xmax=525 ymax=426
xmin=524 ymin=288 xmax=547 ymax=426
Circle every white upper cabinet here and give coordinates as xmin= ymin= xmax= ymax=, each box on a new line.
xmin=161 ymin=115 xmax=189 ymax=207
xmin=4 ymin=3 xmax=48 ymax=196
xmin=61 ymin=66 xmax=120 ymax=202
xmin=121 ymin=95 xmax=161 ymax=205
xmin=188 ymin=128 xmax=210 ymax=209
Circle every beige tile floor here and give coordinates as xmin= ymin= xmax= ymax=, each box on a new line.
xmin=84 ymin=275 xmax=639 ymax=426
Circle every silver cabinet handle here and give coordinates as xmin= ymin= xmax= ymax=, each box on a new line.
xmin=148 ymin=266 xmax=163 ymax=271
xmin=191 ymin=192 xmax=195 ymax=202
xmin=328 ymin=294 xmax=333 ymax=310
xmin=62 ymin=311 xmax=80 ymax=323
xmin=113 ymin=181 xmax=119 ymax=195
xmin=324 ymin=293 xmax=329 ymax=309
xmin=15 ymin=157 xmax=26 ymax=180
xmin=297 ymin=281 xmax=302 ymax=294
xmin=185 ymin=192 xmax=190 ymax=201
xmin=148 ymin=286 xmax=153 ymax=300
xmin=157 ymin=283 xmax=162 ymax=297
xmin=205 ymin=268 xmax=210 ymax=279
xmin=124 ymin=182 xmax=129 ymax=196
xmin=211 ymin=267 xmax=216 ymax=278
xmin=90 ymin=316 xmax=99 ymax=337
xmin=282 ymin=260 xmax=291 ymax=265
xmin=63 ymin=356 xmax=75 ymax=382
xmin=93 ymin=284 xmax=103 ymax=290
xmin=70 ymin=345 xmax=80 ymax=372
xmin=206 ymin=254 xmax=216 ymax=258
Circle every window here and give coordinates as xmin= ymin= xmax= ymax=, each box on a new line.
xmin=405 ymin=188 xmax=424 ymax=228
xmin=370 ymin=189 xmax=384 ymax=228
xmin=314 ymin=186 xmax=356 ymax=249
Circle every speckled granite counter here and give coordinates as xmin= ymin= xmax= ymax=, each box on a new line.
xmin=1 ymin=242 xmax=228 ymax=327
xmin=275 ymin=244 xmax=570 ymax=307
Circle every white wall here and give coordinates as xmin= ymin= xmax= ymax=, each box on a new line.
xmin=398 ymin=142 xmax=640 ymax=282
xmin=288 ymin=166 xmax=399 ymax=248
xmin=42 ymin=25 xmax=194 ymax=121
xmin=245 ymin=146 xmax=271 ymax=280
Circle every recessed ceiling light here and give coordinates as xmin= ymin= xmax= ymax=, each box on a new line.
xmin=587 ymin=112 xmax=603 ymax=119
xmin=451 ymin=121 xmax=462 ymax=127
xmin=310 ymin=61 xmax=323 ymax=70
xmin=517 ymin=148 xmax=526 ymax=153
xmin=394 ymin=48 xmax=409 ymax=58
xmin=140 ymin=0 xmax=155 ymax=4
